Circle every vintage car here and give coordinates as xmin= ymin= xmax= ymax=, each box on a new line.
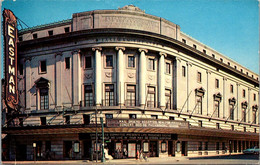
xmin=243 ymin=146 xmax=260 ymax=154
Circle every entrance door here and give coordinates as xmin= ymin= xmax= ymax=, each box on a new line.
xmin=168 ymin=141 xmax=173 ymax=156
xmin=181 ymin=141 xmax=187 ymax=156
xmin=234 ymin=141 xmax=237 ymax=153
xmin=149 ymin=141 xmax=158 ymax=157
xmin=64 ymin=141 xmax=72 ymax=159
xmin=83 ymin=141 xmax=92 ymax=159
xmin=128 ymin=143 xmax=136 ymax=158
xmin=238 ymin=141 xmax=241 ymax=152
xmin=16 ymin=144 xmax=27 ymax=160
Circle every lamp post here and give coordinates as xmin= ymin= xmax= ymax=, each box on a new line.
xmin=100 ymin=116 xmax=105 ymax=162
xmin=33 ymin=142 xmax=36 ymax=163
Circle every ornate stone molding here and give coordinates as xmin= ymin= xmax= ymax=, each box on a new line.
xmin=166 ymin=78 xmax=171 ymax=83
xmin=115 ymin=47 xmax=125 ymax=51
xmin=186 ymin=62 xmax=192 ymax=67
xmin=71 ymin=49 xmax=81 ymax=55
xmin=148 ymin=75 xmax=154 ymax=80
xmin=206 ymin=70 xmax=211 ymax=74
xmin=127 ymin=73 xmax=135 ymax=78
xmin=159 ymin=52 xmax=167 ymax=57
xmin=175 ymin=57 xmax=182 ymax=62
xmin=92 ymin=47 xmax=102 ymax=52
xmin=138 ymin=48 xmax=148 ymax=53
xmin=223 ymin=77 xmax=227 ymax=81
xmin=84 ymin=73 xmax=93 ymax=79
xmin=105 ymin=72 xmax=112 ymax=78
xmin=55 ymin=51 xmax=63 ymax=57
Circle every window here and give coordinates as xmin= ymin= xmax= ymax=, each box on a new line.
xmin=216 ymin=123 xmax=220 ymax=129
xmin=231 ymin=125 xmax=234 ymax=131
xmin=19 ymin=118 xmax=23 ymax=127
xmin=129 ymin=114 xmax=136 ymax=119
xmin=214 ymin=101 xmax=220 ymax=118
xmin=198 ymin=142 xmax=202 ymax=151
xmin=242 ymin=89 xmax=246 ymax=98
xmin=197 ymin=72 xmax=201 ymax=83
xmin=241 ymin=69 xmax=243 ymax=73
xmin=19 ymin=64 xmax=23 ymax=75
xmin=254 ymin=128 xmax=256 ymax=133
xmin=215 ymin=79 xmax=219 ymax=88
xmin=203 ymin=49 xmax=206 ymax=54
xmin=128 ymin=56 xmax=135 ymax=68
xmin=228 ymin=62 xmax=230 ymax=66
xmin=222 ymin=142 xmax=225 ymax=150
xmin=151 ymin=115 xmax=158 ymax=119
xmin=65 ymin=116 xmax=70 ymax=124
xmin=196 ymin=96 xmax=202 ymax=114
xmin=105 ymin=114 xmax=113 ymax=119
xmin=220 ymin=58 xmax=223 ymax=62
xmin=169 ymin=117 xmax=175 ymax=120
xmin=198 ymin=120 xmax=202 ymax=127
xmin=230 ymin=85 xmax=233 ymax=93
xmin=85 ymin=56 xmax=92 ymax=69
xmin=40 ymin=60 xmax=47 ymax=73
xmin=65 ymin=57 xmax=70 ymax=69
xmin=64 ymin=27 xmax=70 ymax=33
xmin=252 ymin=109 xmax=257 ymax=124
xmin=204 ymin=142 xmax=208 ymax=150
xmin=83 ymin=115 xmax=90 ymax=125
xmin=212 ymin=54 xmax=215 ymax=58
xmin=84 ymin=85 xmax=93 ymax=106
xmin=148 ymin=58 xmax=155 ymax=70
xmin=166 ymin=62 xmax=170 ymax=74
xmin=216 ymin=142 xmax=220 ymax=150
xmin=106 ymin=55 xmax=113 ymax=67
xmin=33 ymin=33 xmax=37 ymax=39
xmin=242 ymin=107 xmax=246 ymax=122
xmin=40 ymin=88 xmax=49 ymax=110
xmin=182 ymin=66 xmax=186 ymax=77
xmin=147 ymin=87 xmax=155 ymax=108
xmin=193 ymin=44 xmax=197 ymax=49
xmin=126 ymin=85 xmax=136 ymax=106
xmin=165 ymin=89 xmax=171 ymax=109
xmin=244 ymin=127 xmax=246 ymax=132
xmin=48 ymin=30 xmax=53 ymax=36
xmin=229 ymin=104 xmax=234 ymax=120
xmin=41 ymin=117 xmax=46 ymax=126
xmin=19 ymin=36 xmax=23 ymax=41
xmin=182 ymin=39 xmax=186 ymax=43
xmin=234 ymin=66 xmax=237 ymax=69
xmin=253 ymin=94 xmax=256 ymax=101
xmin=105 ymin=84 xmax=114 ymax=106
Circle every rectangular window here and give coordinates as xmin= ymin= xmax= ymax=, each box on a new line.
xmin=83 ymin=115 xmax=90 ymax=125
xmin=198 ymin=120 xmax=202 ymax=127
xmin=106 ymin=55 xmax=113 ymax=67
xmin=253 ymin=94 xmax=256 ymax=101
xmin=48 ymin=30 xmax=53 ymax=36
xmin=215 ymin=79 xmax=219 ymax=88
xmin=148 ymin=58 xmax=155 ymax=70
xmin=182 ymin=66 xmax=186 ymax=77
xmin=216 ymin=123 xmax=220 ymax=129
xmin=147 ymin=86 xmax=155 ymax=108
xmin=252 ymin=109 xmax=257 ymax=124
xmin=182 ymin=39 xmax=186 ymax=43
xmin=193 ymin=44 xmax=197 ymax=49
xmin=169 ymin=117 xmax=175 ymax=120
xmin=151 ymin=115 xmax=158 ymax=119
xmin=84 ymin=85 xmax=93 ymax=106
xmin=105 ymin=84 xmax=114 ymax=106
xmin=19 ymin=64 xmax=23 ymax=75
xmin=242 ymin=89 xmax=246 ymax=98
xmin=40 ymin=60 xmax=47 ymax=73
xmin=105 ymin=114 xmax=113 ymax=119
xmin=126 ymin=85 xmax=136 ymax=106
xmin=41 ymin=117 xmax=46 ymax=126
xmin=204 ymin=142 xmax=208 ymax=150
xmin=65 ymin=57 xmax=70 ymax=69
xmin=165 ymin=89 xmax=171 ymax=109
xmin=33 ymin=33 xmax=37 ymax=39
xmin=197 ymin=72 xmax=201 ymax=83
xmin=230 ymin=84 xmax=233 ymax=93
xmin=64 ymin=27 xmax=70 ymax=33
xmin=129 ymin=114 xmax=136 ymax=119
xmin=231 ymin=125 xmax=234 ymax=131
xmin=203 ymin=49 xmax=206 ymax=54
xmin=242 ymin=108 xmax=246 ymax=122
xmin=230 ymin=104 xmax=234 ymax=120
xmin=166 ymin=62 xmax=170 ymax=74
xmin=85 ymin=56 xmax=92 ymax=69
xmin=216 ymin=142 xmax=220 ymax=150
xmin=198 ymin=142 xmax=202 ymax=151
xmin=196 ymin=96 xmax=202 ymax=114
xmin=254 ymin=128 xmax=256 ymax=133
xmin=214 ymin=100 xmax=220 ymax=118
xmin=40 ymin=88 xmax=49 ymax=110
xmin=65 ymin=116 xmax=70 ymax=124
xmin=244 ymin=127 xmax=246 ymax=132
xmin=128 ymin=56 xmax=135 ymax=68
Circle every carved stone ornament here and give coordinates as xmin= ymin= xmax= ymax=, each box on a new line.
xmin=166 ymin=78 xmax=170 ymax=83
xmin=105 ymin=72 xmax=112 ymax=78
xmin=118 ymin=5 xmax=145 ymax=13
xmin=213 ymin=92 xmax=222 ymax=102
xmin=148 ymin=75 xmax=154 ymax=80
xmin=84 ymin=74 xmax=93 ymax=79
xmin=195 ymin=87 xmax=205 ymax=97
xmin=241 ymin=101 xmax=248 ymax=108
xmin=128 ymin=73 xmax=135 ymax=78
xmin=229 ymin=97 xmax=236 ymax=105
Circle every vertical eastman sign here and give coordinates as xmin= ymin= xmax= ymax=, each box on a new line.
xmin=3 ymin=9 xmax=18 ymax=110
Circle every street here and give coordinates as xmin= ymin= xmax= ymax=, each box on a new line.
xmin=2 ymin=154 xmax=259 ymax=165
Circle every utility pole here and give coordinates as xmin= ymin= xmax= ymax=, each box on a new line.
xmin=100 ymin=117 xmax=105 ymax=162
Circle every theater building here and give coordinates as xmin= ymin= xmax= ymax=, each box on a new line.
xmin=2 ymin=5 xmax=259 ymax=160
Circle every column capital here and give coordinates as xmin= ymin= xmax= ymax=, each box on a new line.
xmin=115 ymin=47 xmax=125 ymax=51
xmin=186 ymin=62 xmax=192 ymax=67
xmin=25 ymin=57 xmax=32 ymax=62
xmin=159 ymin=52 xmax=167 ymax=57
xmin=223 ymin=77 xmax=228 ymax=81
xmin=175 ymin=57 xmax=182 ymax=62
xmin=71 ymin=49 xmax=81 ymax=55
xmin=92 ymin=47 xmax=102 ymax=52
xmin=206 ymin=70 xmax=211 ymax=74
xmin=138 ymin=48 xmax=148 ymax=53
xmin=55 ymin=51 xmax=63 ymax=57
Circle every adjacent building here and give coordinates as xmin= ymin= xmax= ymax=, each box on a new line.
xmin=2 ymin=5 xmax=259 ymax=160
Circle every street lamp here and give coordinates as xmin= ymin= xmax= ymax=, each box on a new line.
xmin=100 ymin=114 xmax=105 ymax=163
xmin=33 ymin=143 xmax=36 ymax=162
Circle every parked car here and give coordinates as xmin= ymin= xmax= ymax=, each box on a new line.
xmin=243 ymin=146 xmax=260 ymax=154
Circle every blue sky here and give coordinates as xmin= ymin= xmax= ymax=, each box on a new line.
xmin=1 ymin=0 xmax=259 ymax=75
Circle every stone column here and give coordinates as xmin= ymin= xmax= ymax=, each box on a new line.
xmin=92 ymin=47 xmax=102 ymax=106
xmin=25 ymin=58 xmax=31 ymax=110
xmin=116 ymin=47 xmax=125 ymax=106
xmin=55 ymin=52 xmax=62 ymax=109
xmin=139 ymin=49 xmax=148 ymax=107
xmin=71 ymin=50 xmax=82 ymax=108
xmin=159 ymin=52 xmax=166 ymax=108
xmin=175 ymin=57 xmax=182 ymax=110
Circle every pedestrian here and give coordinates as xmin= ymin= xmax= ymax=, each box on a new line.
xmin=123 ymin=148 xmax=128 ymax=158
xmin=136 ymin=149 xmax=139 ymax=160
xmin=139 ymin=149 xmax=143 ymax=161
